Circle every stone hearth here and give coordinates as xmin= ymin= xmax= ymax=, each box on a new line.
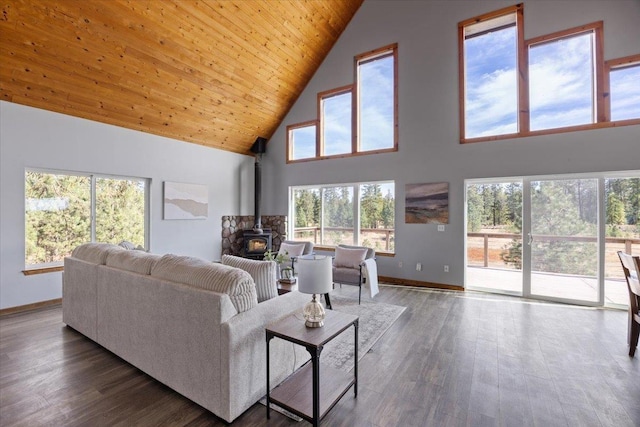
xmin=221 ymin=215 xmax=287 ymax=258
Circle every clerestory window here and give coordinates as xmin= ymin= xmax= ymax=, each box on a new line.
xmin=286 ymin=44 xmax=398 ymax=162
xmin=459 ymin=4 xmax=638 ymax=143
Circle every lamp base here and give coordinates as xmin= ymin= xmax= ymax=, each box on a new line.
xmin=303 ymin=294 xmax=326 ymax=328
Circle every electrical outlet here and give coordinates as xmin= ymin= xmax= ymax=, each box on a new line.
xmin=438 ymin=225 xmax=445 ymax=232
xmin=398 ymin=261 xmax=403 ymax=268
xmin=444 ymin=265 xmax=449 ymax=272
xmin=416 ymin=263 xmax=422 ymax=271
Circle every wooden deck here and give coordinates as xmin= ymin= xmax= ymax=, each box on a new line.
xmin=467 ymin=266 xmax=629 ymax=306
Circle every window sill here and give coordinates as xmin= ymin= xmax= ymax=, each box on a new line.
xmin=313 ymin=245 xmax=395 ymax=257
xmin=22 ymin=266 xmax=64 ymax=276
xmin=287 ymin=147 xmax=398 ymax=164
xmin=461 ymin=118 xmax=640 ymax=144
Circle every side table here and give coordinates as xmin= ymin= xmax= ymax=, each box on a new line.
xmin=266 ymin=310 xmax=358 ymax=426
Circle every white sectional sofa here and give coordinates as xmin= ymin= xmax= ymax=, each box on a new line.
xmin=63 ymin=243 xmax=309 ymax=423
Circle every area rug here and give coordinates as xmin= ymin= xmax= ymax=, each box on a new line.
xmin=323 ymin=295 xmax=406 ymax=372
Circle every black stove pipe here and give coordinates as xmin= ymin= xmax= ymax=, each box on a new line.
xmin=250 ymin=137 xmax=268 ymax=233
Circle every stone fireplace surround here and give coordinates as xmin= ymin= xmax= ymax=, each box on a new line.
xmin=221 ymin=215 xmax=287 ymax=258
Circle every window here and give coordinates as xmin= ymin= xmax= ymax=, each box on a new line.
xmin=290 ymin=181 xmax=395 ymax=253
xmin=319 ymin=86 xmax=352 ymax=156
xmin=322 ymin=186 xmax=354 ymax=246
xmin=528 ymin=23 xmax=601 ymax=131
xmin=287 ymin=121 xmax=317 ymax=161
xmin=607 ymin=55 xmax=640 ymax=122
xmin=25 ymin=169 xmax=148 ymax=269
xmin=357 ymin=47 xmax=397 ymax=152
xmin=459 ymin=5 xmax=638 ymax=142
xmin=460 ymin=7 xmax=520 ymax=138
xmin=286 ymin=43 xmax=398 ymax=162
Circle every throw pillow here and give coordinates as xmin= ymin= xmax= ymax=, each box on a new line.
xmin=221 ymin=255 xmax=278 ymax=303
xmin=278 ymin=242 xmax=306 ymax=258
xmin=334 ymin=246 xmax=368 ymax=269
xmin=118 ymin=241 xmax=136 ymax=250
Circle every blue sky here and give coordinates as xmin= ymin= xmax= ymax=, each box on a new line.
xmin=529 ymin=33 xmax=594 ymax=130
xmin=291 ymin=124 xmax=316 ymax=159
xmin=323 ymin=91 xmax=352 ymax=156
xmin=610 ymin=65 xmax=640 ymax=121
xmin=292 ymin=54 xmax=394 ymax=159
xmin=359 ymin=56 xmax=394 ymax=151
xmin=465 ymin=25 xmax=639 ymax=137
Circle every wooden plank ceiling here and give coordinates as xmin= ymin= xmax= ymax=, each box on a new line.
xmin=0 ymin=0 xmax=363 ymax=155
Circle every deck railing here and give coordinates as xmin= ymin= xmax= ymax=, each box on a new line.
xmin=293 ymin=226 xmax=394 ymax=251
xmin=467 ymin=232 xmax=639 ymax=273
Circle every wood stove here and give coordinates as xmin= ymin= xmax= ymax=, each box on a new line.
xmin=242 ymin=229 xmax=272 ymax=260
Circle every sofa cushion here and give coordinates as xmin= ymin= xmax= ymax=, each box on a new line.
xmin=72 ymin=243 xmax=124 ymax=265
xmin=334 ymin=246 xmax=368 ymax=269
xmin=151 ymin=254 xmax=258 ymax=312
xmin=333 ymin=266 xmax=362 ymax=285
xmin=221 ymin=255 xmax=278 ymax=303
xmin=106 ymin=250 xmax=161 ymax=275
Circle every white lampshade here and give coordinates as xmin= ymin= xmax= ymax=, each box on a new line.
xmin=297 ymin=255 xmax=333 ymax=295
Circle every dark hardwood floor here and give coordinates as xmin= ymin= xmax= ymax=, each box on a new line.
xmin=1 ymin=285 xmax=638 ymax=426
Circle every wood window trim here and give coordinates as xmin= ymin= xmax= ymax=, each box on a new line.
xmin=285 ymin=43 xmax=398 ymax=163
xmin=317 ymin=84 xmax=354 ymax=157
xmin=526 ymin=21 xmax=605 ymax=125
xmin=22 ymin=265 xmax=64 ymax=276
xmin=604 ymin=54 xmax=640 ymax=122
xmin=458 ymin=3 xmax=523 ymax=28
xmin=354 ymin=43 xmax=399 ymax=154
xmin=286 ymin=120 xmax=318 ymax=164
xmin=313 ymin=244 xmax=395 ymax=257
xmin=461 ymin=118 xmax=640 ymax=144
xmin=460 ymin=8 xmax=638 ymax=144
xmin=458 ymin=4 xmax=524 ymax=143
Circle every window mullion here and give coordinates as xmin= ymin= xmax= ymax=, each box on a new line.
xmin=90 ymin=175 xmax=96 ymax=243
xmin=516 ymin=6 xmax=529 ymax=134
xmin=354 ymin=185 xmax=361 ymax=245
xmin=320 ymin=187 xmax=325 ymax=245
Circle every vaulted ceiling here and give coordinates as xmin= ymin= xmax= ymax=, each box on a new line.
xmin=0 ymin=0 xmax=363 ymax=155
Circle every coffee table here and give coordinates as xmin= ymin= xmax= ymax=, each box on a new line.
xmin=265 ymin=309 xmax=358 ymax=426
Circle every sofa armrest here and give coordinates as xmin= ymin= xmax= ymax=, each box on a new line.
xmin=220 ymin=291 xmax=310 ymax=421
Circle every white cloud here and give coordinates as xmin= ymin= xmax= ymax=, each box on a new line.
xmin=465 ymin=30 xmax=605 ymax=136
xmin=610 ymin=65 xmax=640 ymax=121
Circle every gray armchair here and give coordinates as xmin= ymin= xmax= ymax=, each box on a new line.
xmin=332 ymin=244 xmax=376 ymax=304
xmin=278 ymin=240 xmax=314 ymax=274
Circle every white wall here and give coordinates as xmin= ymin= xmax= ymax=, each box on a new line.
xmin=0 ymin=101 xmax=254 ymax=309
xmin=262 ymin=0 xmax=640 ymax=287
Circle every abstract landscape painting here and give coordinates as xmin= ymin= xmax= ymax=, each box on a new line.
xmin=163 ymin=182 xmax=208 ymax=220
xmin=405 ymin=182 xmax=449 ymax=224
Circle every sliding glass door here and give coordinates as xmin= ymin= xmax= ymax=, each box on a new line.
xmin=528 ymin=178 xmax=599 ymax=304
xmin=466 ymin=171 xmax=639 ymax=308
xmin=466 ymin=181 xmax=523 ymax=295
xmin=604 ymin=176 xmax=640 ymax=307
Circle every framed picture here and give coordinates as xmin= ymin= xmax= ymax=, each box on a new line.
xmin=405 ymin=182 xmax=449 ymax=224
xmin=163 ymin=181 xmax=208 ymax=220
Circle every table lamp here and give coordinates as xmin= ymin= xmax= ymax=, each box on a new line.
xmin=296 ymin=255 xmax=333 ymax=328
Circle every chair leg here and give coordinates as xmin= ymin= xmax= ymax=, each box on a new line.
xmin=358 ymin=285 xmax=361 ymax=305
xmin=324 ymin=293 xmax=332 ymax=310
xmin=630 ymin=319 xmax=639 ymax=357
